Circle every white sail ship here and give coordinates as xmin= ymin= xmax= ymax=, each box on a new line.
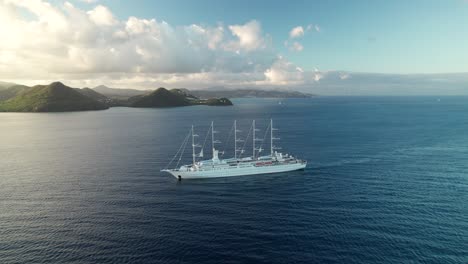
xmin=161 ymin=119 xmax=307 ymax=180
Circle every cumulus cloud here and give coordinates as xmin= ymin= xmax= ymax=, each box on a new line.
xmin=3 ymin=1 xmax=460 ymax=95
xmin=262 ymin=57 xmax=327 ymax=86
xmin=227 ymin=20 xmax=266 ymax=51
xmin=289 ymin=26 xmax=304 ymax=38
xmin=289 ymin=24 xmax=320 ymax=39
xmin=0 ymin=0 xmax=321 ymax=90
xmin=87 ymin=5 xmax=117 ymax=26
xmin=264 ymin=57 xmax=304 ymax=85
xmin=285 ymin=24 xmax=320 ymax=52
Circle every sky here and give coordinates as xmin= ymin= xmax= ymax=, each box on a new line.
xmin=1 ymin=0 xmax=468 ymax=95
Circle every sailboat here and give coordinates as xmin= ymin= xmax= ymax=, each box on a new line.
xmin=161 ymin=119 xmax=307 ymax=180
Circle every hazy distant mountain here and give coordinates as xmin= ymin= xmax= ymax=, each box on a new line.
xmin=296 ymin=72 xmax=468 ymax=96
xmin=0 ymin=81 xmax=17 ymax=90
xmin=129 ymin=88 xmax=232 ymax=108
xmin=188 ymin=88 xmax=314 ymax=99
xmin=93 ymin=85 xmax=313 ymax=99
xmin=74 ymin=87 xmax=109 ymax=103
xmin=93 ymin=85 xmax=149 ymax=99
xmin=0 ymin=82 xmax=108 ymax=112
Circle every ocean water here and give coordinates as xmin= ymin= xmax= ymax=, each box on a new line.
xmin=1 ymin=97 xmax=467 ymax=264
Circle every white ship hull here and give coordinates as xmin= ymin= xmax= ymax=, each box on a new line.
xmin=163 ymin=162 xmax=306 ymax=179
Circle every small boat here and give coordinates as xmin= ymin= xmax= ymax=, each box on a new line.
xmin=161 ymin=119 xmax=307 ymax=180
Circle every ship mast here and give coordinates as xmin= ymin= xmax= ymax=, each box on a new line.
xmin=252 ymin=120 xmax=262 ymax=159
xmin=270 ymin=119 xmax=273 ymax=156
xmin=211 ymin=121 xmax=215 ymax=157
xmin=270 ymin=119 xmax=279 ymax=156
xmin=234 ymin=120 xmax=237 ymax=159
xmin=191 ymin=125 xmax=196 ymax=165
xmin=252 ymin=120 xmax=256 ymax=159
xmin=234 ymin=120 xmax=243 ymax=159
xmin=211 ymin=121 xmax=221 ymax=160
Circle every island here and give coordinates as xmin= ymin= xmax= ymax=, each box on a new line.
xmin=0 ymin=82 xmax=233 ymax=112
xmin=128 ymin=87 xmax=232 ymax=107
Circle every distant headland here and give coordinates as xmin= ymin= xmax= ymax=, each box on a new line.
xmin=0 ymin=81 xmax=313 ymax=112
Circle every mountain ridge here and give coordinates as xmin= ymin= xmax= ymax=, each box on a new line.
xmin=92 ymin=86 xmax=313 ymax=100
xmin=93 ymin=85 xmax=150 ymax=99
xmin=129 ymin=87 xmax=190 ymax=107
xmin=0 ymin=82 xmax=234 ymax=112
xmin=187 ymin=88 xmax=314 ymax=99
xmin=0 ymin=82 xmax=108 ymax=112
xmin=129 ymin=87 xmax=233 ymax=107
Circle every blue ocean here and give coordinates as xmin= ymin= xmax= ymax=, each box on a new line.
xmin=1 ymin=97 xmax=467 ymax=263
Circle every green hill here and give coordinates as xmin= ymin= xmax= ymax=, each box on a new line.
xmin=0 ymin=82 xmax=108 ymax=112
xmin=129 ymin=87 xmax=191 ymax=107
xmin=129 ymin=87 xmax=232 ymax=108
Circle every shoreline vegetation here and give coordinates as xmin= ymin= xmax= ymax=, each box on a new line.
xmin=0 ymin=81 xmax=313 ymax=113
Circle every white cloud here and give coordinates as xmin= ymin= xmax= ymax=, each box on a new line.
xmin=0 ymin=1 xmax=322 ymax=90
xmin=289 ymin=26 xmax=304 ymax=38
xmin=264 ymin=57 xmax=304 ymax=85
xmin=306 ymin=24 xmax=320 ymax=32
xmin=228 ymin=20 xmax=266 ymax=51
xmin=206 ymin=25 xmax=224 ymax=50
xmin=6 ymin=1 xmax=443 ymax=96
xmin=289 ymin=24 xmax=320 ymax=39
xmin=87 ymin=5 xmax=117 ymax=26
xmin=286 ymin=24 xmax=321 ymax=52
xmin=125 ymin=16 xmax=158 ymax=35
xmin=290 ymin=42 xmax=304 ymax=52
xmin=313 ymin=68 xmax=323 ymax=81
xmin=263 ymin=57 xmax=328 ymax=86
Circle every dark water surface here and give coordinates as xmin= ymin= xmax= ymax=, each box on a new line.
xmin=1 ymin=97 xmax=467 ymax=263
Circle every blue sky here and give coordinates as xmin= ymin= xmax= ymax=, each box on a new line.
xmin=83 ymin=0 xmax=468 ymax=74
xmin=1 ymin=0 xmax=468 ymax=94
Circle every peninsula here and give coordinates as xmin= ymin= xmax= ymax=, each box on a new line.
xmin=0 ymin=82 xmax=232 ymax=112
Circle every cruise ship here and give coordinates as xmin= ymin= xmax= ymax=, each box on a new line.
xmin=161 ymin=120 xmax=307 ymax=180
